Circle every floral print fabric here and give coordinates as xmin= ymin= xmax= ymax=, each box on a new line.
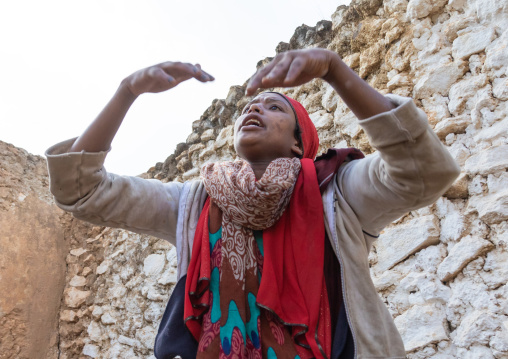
xmin=197 ymin=228 xmax=303 ymax=359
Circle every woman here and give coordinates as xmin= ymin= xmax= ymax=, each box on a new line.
xmin=46 ymin=48 xmax=460 ymax=359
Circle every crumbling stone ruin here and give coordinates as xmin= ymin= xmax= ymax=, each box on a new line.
xmin=1 ymin=0 xmax=507 ymax=357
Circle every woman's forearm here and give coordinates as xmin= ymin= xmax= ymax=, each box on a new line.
xmin=323 ymin=57 xmax=395 ymax=120
xmin=69 ymin=82 xmax=137 ymax=153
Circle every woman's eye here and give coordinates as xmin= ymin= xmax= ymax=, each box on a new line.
xmin=270 ymin=105 xmax=280 ymax=111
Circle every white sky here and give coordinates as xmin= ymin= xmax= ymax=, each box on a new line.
xmin=0 ymin=0 xmax=350 ymax=175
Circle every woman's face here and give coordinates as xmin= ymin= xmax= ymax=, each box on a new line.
xmin=234 ymin=93 xmax=302 ymax=162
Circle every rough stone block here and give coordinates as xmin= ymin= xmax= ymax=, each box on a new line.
xmin=376 ymin=215 xmax=440 ymax=271
xmin=422 ymin=94 xmax=451 ymax=126
xmin=407 ymin=0 xmax=447 ymax=19
xmin=447 ymin=74 xmax=488 ymax=115
xmin=468 ymin=190 xmax=508 ymax=225
xmin=136 ymin=326 xmax=157 ymax=349
xmin=60 ymin=310 xmax=77 ymax=323
xmin=434 ymin=115 xmax=471 ymax=139
xmin=334 ymin=103 xmax=361 ymax=139
xmin=474 ymin=118 xmax=508 ymax=144
xmin=384 ymin=0 xmax=408 ymax=14
xmin=214 ymin=125 xmax=234 ymax=149
xmin=69 ymin=275 xmax=87 ymax=287
xmin=480 ymin=249 xmax=508 ymax=289
xmin=182 ymin=167 xmax=199 ymax=180
xmin=465 ymin=145 xmax=508 ymax=176
xmin=188 ymin=143 xmax=205 ymax=156
xmin=414 ymin=62 xmax=465 ymax=99
xmin=490 ymin=326 xmax=508 ymax=354
xmin=394 ymin=304 xmax=448 ymax=351
xmin=321 ymin=83 xmax=339 ymax=112
xmin=82 ymin=344 xmax=99 ymax=358
xmin=454 ymin=310 xmax=500 ymax=347
xmin=186 ymin=132 xmax=200 ymax=145
xmin=485 ymin=29 xmax=508 ymax=78
xmin=87 ymin=320 xmax=103 ymax=342
xmin=457 ymin=345 xmax=496 ymax=359
xmin=493 ymin=78 xmax=508 ymax=100
xmin=96 ymin=260 xmax=110 ymax=275
xmin=200 ymin=129 xmax=215 ymax=142
xmin=387 ymin=73 xmax=411 ymax=92
xmin=310 ymin=110 xmax=333 ymax=131
xmin=118 ymin=334 xmax=142 ymax=348
xmin=225 ymin=85 xmax=244 ymax=106
xmin=437 ymin=235 xmax=494 ymax=282
xmin=444 ymin=172 xmax=469 ymax=199
xmin=143 ymin=254 xmax=165 ymax=277
xmin=64 ymin=287 xmax=91 ymax=308
xmin=70 ymin=248 xmax=87 ymax=257
xmin=452 ymin=27 xmax=496 ymax=60
xmin=158 ymin=267 xmax=177 ymax=285
xmin=373 ymin=270 xmax=405 ymax=291
xmin=101 ymin=312 xmax=116 ymax=325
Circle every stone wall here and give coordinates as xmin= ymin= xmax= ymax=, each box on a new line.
xmin=0 ymin=141 xmax=69 ymax=359
xmin=2 ymin=0 xmax=507 ymax=357
xmin=137 ymin=0 xmax=508 ymax=357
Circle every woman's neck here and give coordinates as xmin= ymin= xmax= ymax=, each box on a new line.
xmin=246 ymin=160 xmax=273 ymax=180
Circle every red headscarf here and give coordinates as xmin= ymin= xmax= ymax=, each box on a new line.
xmin=269 ymin=92 xmax=320 ymax=159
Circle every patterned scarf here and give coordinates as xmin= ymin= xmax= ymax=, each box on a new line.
xmin=184 ymin=158 xmax=331 ymax=358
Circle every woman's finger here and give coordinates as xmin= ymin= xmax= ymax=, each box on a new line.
xmin=188 ymin=62 xmax=214 ymax=82
xmin=283 ymin=57 xmax=306 ymax=85
xmin=160 ymin=61 xmax=200 ymax=79
xmin=245 ymin=57 xmax=281 ymax=95
xmin=194 ymin=66 xmax=215 ymax=82
xmin=153 ymin=67 xmax=179 ymax=90
xmin=160 ymin=61 xmax=214 ymax=83
xmin=261 ymin=55 xmax=293 ymax=87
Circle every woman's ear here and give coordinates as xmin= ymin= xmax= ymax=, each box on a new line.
xmin=291 ymin=143 xmax=303 ymax=157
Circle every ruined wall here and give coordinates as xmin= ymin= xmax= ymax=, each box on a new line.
xmin=3 ymin=0 xmax=506 ymax=358
xmin=0 ymin=141 xmax=69 ymax=359
xmin=142 ymin=4 xmax=508 ymax=357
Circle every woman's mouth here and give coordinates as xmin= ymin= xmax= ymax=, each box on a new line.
xmin=241 ymin=115 xmax=265 ymax=130
xmin=244 ymin=119 xmax=262 ymax=127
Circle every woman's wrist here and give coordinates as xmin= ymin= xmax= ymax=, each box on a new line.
xmin=118 ymin=79 xmax=139 ymax=103
xmin=322 ymin=53 xmax=348 ymax=88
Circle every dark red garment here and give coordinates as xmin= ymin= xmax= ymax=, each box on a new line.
xmin=315 ymin=148 xmax=365 ymax=194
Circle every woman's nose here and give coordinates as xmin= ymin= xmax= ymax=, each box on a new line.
xmin=247 ymin=103 xmax=263 ymax=113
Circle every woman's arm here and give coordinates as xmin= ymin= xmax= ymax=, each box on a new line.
xmin=246 ymin=49 xmax=460 ymax=234
xmin=70 ymin=62 xmax=214 ymax=153
xmin=46 ymin=61 xmax=214 ymax=244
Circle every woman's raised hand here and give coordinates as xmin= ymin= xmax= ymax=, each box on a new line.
xmin=69 ymin=61 xmax=213 ymax=153
xmin=245 ymin=49 xmax=340 ymax=96
xmin=122 ymin=62 xmax=214 ymax=97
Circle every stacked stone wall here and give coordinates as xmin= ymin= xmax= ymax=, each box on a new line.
xmin=56 ymin=0 xmax=508 ymax=357
xmin=1 ymin=0 xmax=507 ymax=357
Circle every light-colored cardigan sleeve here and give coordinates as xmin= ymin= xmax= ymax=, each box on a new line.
xmin=45 ymin=138 xmax=184 ymax=245
xmin=337 ymin=94 xmax=461 ymax=237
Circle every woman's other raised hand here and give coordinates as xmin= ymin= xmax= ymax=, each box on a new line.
xmin=245 ymin=48 xmax=340 ymax=96
xmin=122 ymin=62 xmax=214 ymax=97
xmin=245 ymin=48 xmax=395 ymax=120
